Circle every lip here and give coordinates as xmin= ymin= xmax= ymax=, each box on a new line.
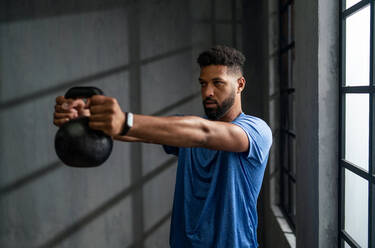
xmin=204 ymin=102 xmax=217 ymax=108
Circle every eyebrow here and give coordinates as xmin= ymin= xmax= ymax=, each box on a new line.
xmin=198 ymin=77 xmax=225 ymax=81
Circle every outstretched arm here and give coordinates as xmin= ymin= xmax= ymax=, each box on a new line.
xmin=115 ymin=114 xmax=248 ymax=153
xmin=88 ymin=95 xmax=249 ymax=153
xmin=54 ymin=95 xmax=249 ymax=153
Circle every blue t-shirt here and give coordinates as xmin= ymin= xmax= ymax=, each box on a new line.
xmin=163 ymin=113 xmax=273 ymax=248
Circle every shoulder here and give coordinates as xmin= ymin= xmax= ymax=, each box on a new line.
xmin=232 ymin=114 xmax=272 ymax=137
xmin=232 ymin=113 xmax=273 ymax=158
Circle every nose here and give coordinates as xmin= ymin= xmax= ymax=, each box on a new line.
xmin=202 ymin=83 xmax=214 ymax=99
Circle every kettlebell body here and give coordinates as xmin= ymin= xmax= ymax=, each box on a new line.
xmin=54 ymin=87 xmax=113 ymax=167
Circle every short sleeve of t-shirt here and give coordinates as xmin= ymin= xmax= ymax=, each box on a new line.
xmin=232 ymin=114 xmax=273 ymax=164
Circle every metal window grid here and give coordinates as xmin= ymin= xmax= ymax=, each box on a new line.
xmin=279 ymin=0 xmax=296 ymax=230
xmin=339 ymin=0 xmax=375 ymax=247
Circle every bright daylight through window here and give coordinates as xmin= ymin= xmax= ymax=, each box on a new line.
xmin=339 ymin=0 xmax=374 ymax=247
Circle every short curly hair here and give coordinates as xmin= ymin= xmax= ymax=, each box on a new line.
xmin=197 ymin=45 xmax=246 ymax=74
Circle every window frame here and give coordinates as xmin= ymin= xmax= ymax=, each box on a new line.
xmin=339 ymin=0 xmax=375 ymax=247
xmin=279 ymin=0 xmax=296 ymax=231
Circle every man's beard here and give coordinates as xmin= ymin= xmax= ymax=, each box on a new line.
xmin=203 ymin=92 xmax=235 ymax=120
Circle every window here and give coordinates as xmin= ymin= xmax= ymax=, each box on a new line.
xmin=339 ymin=0 xmax=375 ymax=247
xmin=279 ymin=0 xmax=296 ymax=230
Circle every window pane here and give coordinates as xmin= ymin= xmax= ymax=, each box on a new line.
xmin=346 ymin=0 xmax=361 ymax=9
xmin=345 ymin=94 xmax=369 ymax=171
xmin=345 ymin=5 xmax=370 ymax=86
xmin=344 ymin=169 xmax=368 ymax=248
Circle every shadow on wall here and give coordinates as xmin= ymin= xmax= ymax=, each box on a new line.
xmin=0 ymin=0 xmax=242 ymax=247
xmin=0 ymin=45 xmax=195 ymax=111
xmin=35 ymin=158 xmax=177 ymax=248
xmin=0 ymin=83 xmax=199 ymax=197
xmin=0 ymin=158 xmax=175 ymax=248
xmin=0 ymin=0 xmax=201 ymax=247
xmin=0 ymin=89 xmax=198 ymax=247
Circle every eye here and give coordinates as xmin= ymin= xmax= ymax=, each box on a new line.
xmin=199 ymin=81 xmax=207 ymax=87
xmin=214 ymin=81 xmax=223 ymax=86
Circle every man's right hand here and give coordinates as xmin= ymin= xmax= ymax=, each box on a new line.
xmin=53 ymin=96 xmax=90 ymax=127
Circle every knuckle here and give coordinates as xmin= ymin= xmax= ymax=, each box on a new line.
xmin=105 ymin=108 xmax=112 ymax=114
xmin=56 ymin=96 xmax=63 ymax=103
xmin=108 ymin=102 xmax=114 ymax=109
xmin=55 ymin=104 xmax=62 ymax=112
xmin=108 ymin=98 xmax=117 ymax=107
xmin=110 ymin=120 xmax=116 ymax=129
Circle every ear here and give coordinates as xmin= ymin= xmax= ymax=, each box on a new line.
xmin=236 ymin=77 xmax=246 ymax=94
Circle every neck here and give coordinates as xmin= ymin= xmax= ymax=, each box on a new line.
xmin=219 ymin=99 xmax=242 ymax=122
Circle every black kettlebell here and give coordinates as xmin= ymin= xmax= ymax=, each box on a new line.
xmin=55 ymin=87 xmax=113 ymax=167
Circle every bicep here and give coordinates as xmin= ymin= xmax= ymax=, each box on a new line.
xmin=203 ymin=122 xmax=249 ymax=153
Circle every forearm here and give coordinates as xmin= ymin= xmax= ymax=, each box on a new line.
xmin=113 ymin=135 xmax=151 ymax=143
xmin=122 ymin=114 xmax=208 ymax=147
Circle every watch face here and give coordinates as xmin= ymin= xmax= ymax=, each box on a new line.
xmin=127 ymin=112 xmax=134 ymax=128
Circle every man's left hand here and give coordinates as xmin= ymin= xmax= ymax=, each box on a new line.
xmin=88 ymin=95 xmax=126 ymax=137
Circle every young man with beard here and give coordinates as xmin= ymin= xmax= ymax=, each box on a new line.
xmin=53 ymin=45 xmax=272 ymax=247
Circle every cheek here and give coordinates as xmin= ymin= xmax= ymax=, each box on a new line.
xmin=221 ymin=86 xmax=234 ymax=97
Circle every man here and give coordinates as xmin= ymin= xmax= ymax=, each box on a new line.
xmin=54 ymin=45 xmax=272 ymax=247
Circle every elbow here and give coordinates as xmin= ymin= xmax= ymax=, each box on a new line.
xmin=192 ymin=119 xmax=210 ymax=147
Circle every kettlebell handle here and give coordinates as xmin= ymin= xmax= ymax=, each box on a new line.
xmin=65 ymin=86 xmax=104 ymax=99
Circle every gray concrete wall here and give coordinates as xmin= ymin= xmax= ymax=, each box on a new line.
xmin=317 ymin=0 xmax=339 ymax=246
xmin=295 ymin=0 xmax=339 ymax=247
xmin=0 ymin=1 xmax=242 ymax=247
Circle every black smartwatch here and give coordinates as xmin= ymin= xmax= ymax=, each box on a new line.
xmin=120 ymin=112 xmax=133 ymax=136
